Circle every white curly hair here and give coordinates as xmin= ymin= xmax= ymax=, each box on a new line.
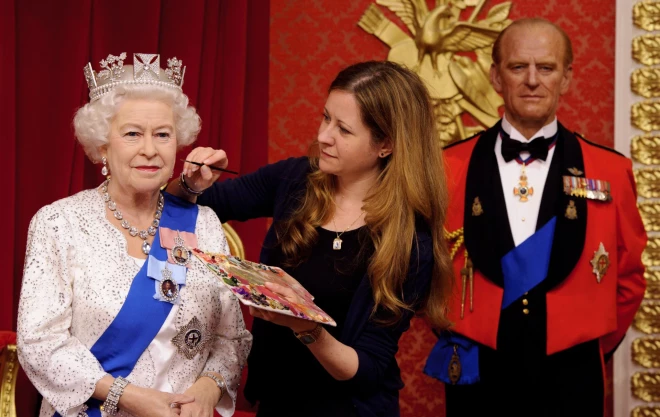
xmin=73 ymin=84 xmax=201 ymax=162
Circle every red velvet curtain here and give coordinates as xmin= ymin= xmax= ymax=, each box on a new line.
xmin=1 ymin=0 xmax=269 ymax=335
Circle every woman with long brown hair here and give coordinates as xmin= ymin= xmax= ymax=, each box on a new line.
xmin=168 ymin=60 xmax=452 ymax=417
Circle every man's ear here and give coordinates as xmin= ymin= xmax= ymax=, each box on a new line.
xmin=490 ymin=63 xmax=503 ymax=94
xmin=560 ymin=64 xmax=573 ymax=95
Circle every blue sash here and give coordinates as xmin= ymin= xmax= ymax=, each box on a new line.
xmin=424 ymin=332 xmax=480 ymax=385
xmin=501 ymin=216 xmax=556 ymax=309
xmin=54 ymin=192 xmax=198 ymax=417
xmin=424 ymin=217 xmax=556 ymax=385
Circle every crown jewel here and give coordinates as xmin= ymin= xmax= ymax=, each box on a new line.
xmin=83 ymin=52 xmax=186 ymax=102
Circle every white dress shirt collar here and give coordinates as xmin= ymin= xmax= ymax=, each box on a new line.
xmin=501 ymin=115 xmax=558 ymax=143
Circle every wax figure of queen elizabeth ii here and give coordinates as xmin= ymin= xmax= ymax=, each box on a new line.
xmin=17 ymin=53 xmax=251 ymax=417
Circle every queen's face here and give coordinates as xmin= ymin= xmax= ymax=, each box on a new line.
xmin=104 ymin=98 xmax=177 ymax=195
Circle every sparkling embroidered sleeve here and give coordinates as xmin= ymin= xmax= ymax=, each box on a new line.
xmin=195 ymin=206 xmax=252 ymax=417
xmin=17 ymin=205 xmax=107 ymax=417
xmin=206 ymin=290 xmax=252 ymax=417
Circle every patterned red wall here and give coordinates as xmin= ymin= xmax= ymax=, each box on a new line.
xmin=268 ymin=1 xmax=615 ymax=415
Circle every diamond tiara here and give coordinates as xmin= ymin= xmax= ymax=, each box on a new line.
xmin=83 ymin=52 xmax=186 ymax=102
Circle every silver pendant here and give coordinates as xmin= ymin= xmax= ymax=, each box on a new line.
xmin=333 ymin=237 xmax=342 ymax=250
xmin=141 ymin=240 xmax=151 ymax=255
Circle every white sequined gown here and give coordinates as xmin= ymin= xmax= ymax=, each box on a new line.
xmin=17 ymin=189 xmax=252 ymax=417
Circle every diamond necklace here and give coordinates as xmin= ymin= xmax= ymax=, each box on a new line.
xmin=100 ymin=179 xmax=163 ymax=255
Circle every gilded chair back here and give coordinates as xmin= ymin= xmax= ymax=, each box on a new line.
xmin=222 ymin=223 xmax=245 ymax=259
xmin=0 ymin=344 xmax=18 ymax=417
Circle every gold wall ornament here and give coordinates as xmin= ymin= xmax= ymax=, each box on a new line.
xmin=632 ymin=101 xmax=660 ymax=132
xmin=633 ymin=338 xmax=660 ymax=368
xmin=358 ymin=0 xmax=511 ymax=146
xmin=646 ymin=270 xmax=660 ymax=300
xmin=638 ymin=200 xmax=660 ymax=230
xmin=634 ymin=303 xmax=660 ymax=334
xmin=632 ymin=405 xmax=660 ymax=416
xmin=632 ymin=68 xmax=660 ymax=98
xmin=644 ymin=237 xmax=660 ymax=268
xmin=632 ymin=134 xmax=660 ymax=165
xmin=633 ymin=34 xmax=660 ymax=66
xmin=636 ymin=169 xmax=660 ymax=199
xmin=634 ymin=1 xmax=660 ymax=32
xmin=632 ymin=372 xmax=660 ymax=402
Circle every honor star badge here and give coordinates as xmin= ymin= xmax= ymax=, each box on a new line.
xmin=172 ymin=316 xmax=209 ymax=359
xmin=590 ymin=243 xmax=610 ymax=283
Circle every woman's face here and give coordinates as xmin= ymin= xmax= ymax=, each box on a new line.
xmin=103 ymin=98 xmax=177 ymax=195
xmin=317 ymin=90 xmax=386 ymax=179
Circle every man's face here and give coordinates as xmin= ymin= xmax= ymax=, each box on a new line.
xmin=490 ymin=24 xmax=573 ymax=132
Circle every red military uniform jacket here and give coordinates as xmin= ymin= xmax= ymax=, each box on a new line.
xmin=443 ymin=122 xmax=646 ymax=357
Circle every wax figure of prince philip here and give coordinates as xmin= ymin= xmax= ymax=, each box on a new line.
xmin=424 ymin=18 xmax=647 ymax=417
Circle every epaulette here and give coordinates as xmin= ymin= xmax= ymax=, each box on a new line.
xmin=443 ymin=130 xmax=482 ymax=150
xmin=574 ymin=131 xmax=625 ymax=157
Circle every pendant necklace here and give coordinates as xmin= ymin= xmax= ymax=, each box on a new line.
xmin=331 ymin=211 xmax=365 ymax=251
xmin=509 ymin=133 xmax=557 ymax=202
xmin=100 ymin=179 xmax=163 ymax=255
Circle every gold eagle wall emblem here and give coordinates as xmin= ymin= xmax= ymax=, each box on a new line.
xmin=359 ymin=0 xmax=512 ymax=145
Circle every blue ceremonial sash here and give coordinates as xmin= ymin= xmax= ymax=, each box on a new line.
xmin=54 ymin=192 xmax=198 ymax=417
xmin=500 ymin=216 xmax=556 ymax=309
xmin=425 ymin=217 xmax=556 ymax=386
xmin=424 ymin=332 xmax=480 ymax=385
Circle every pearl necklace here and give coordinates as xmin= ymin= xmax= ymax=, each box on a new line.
xmin=100 ymin=180 xmax=164 ymax=255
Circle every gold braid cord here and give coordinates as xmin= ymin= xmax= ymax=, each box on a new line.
xmin=633 ymin=337 xmax=660 ymax=368
xmin=445 ymin=227 xmax=475 ymax=318
xmin=444 ymin=227 xmax=465 ymax=260
xmin=632 ymin=372 xmax=660 ymax=402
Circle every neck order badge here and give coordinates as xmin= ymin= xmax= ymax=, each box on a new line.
xmin=500 ymin=129 xmax=558 ymax=202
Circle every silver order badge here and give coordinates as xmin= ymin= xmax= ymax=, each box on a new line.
xmin=171 ymin=231 xmax=192 ymax=266
xmin=171 ymin=316 xmax=209 ymax=360
xmin=158 ymin=265 xmax=179 ymax=303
